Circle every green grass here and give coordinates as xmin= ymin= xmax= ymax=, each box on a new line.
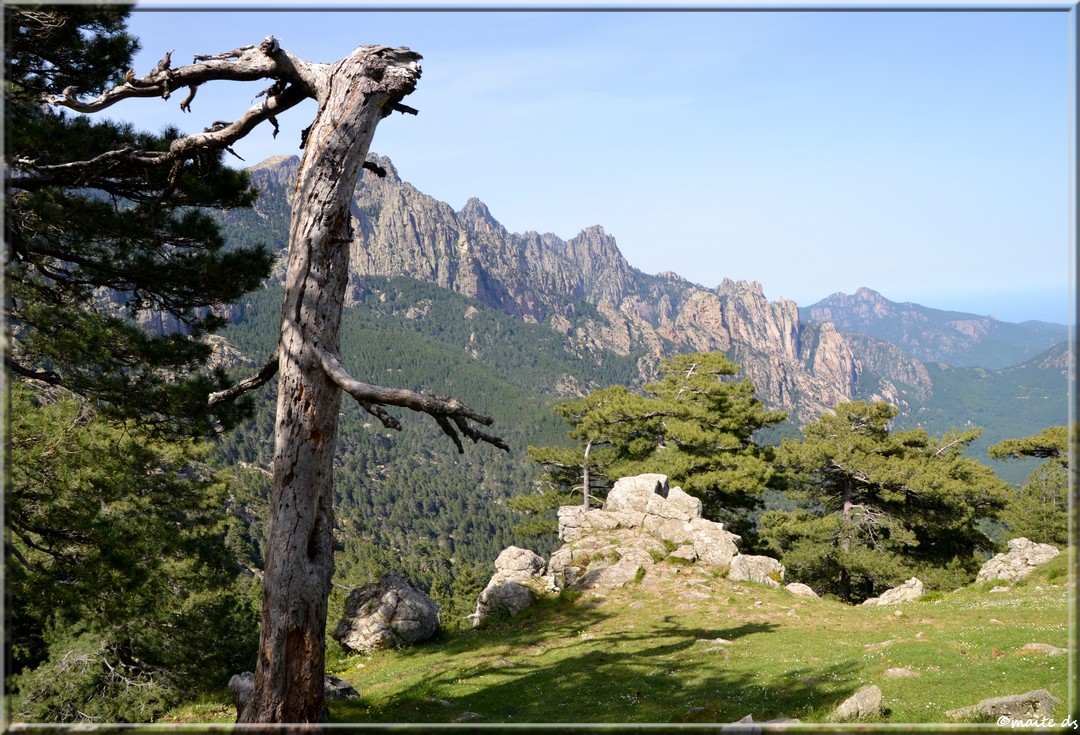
xmin=165 ymin=554 xmax=1070 ymax=725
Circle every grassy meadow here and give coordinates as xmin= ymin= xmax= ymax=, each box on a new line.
xmin=165 ymin=552 xmax=1071 ymax=726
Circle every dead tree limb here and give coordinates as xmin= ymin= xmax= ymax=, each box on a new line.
xmin=207 ymin=350 xmax=280 ymax=407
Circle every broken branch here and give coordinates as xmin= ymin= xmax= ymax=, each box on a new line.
xmin=318 ymin=350 xmax=508 ymax=453
xmin=208 ymin=350 xmax=280 ymax=407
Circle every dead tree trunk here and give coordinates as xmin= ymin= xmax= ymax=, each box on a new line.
xmin=248 ymin=46 xmax=406 ymax=723
xmin=46 ymin=37 xmax=507 ymax=724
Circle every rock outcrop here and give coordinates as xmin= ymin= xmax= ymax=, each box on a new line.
xmin=548 ymin=474 xmax=745 ymax=590
xmin=332 ymin=573 xmax=440 ymax=652
xmin=477 ymin=475 xmax=786 ymax=615
xmin=861 ymin=577 xmax=924 ymax=606
xmin=471 ymin=546 xmax=548 ymax=627
xmin=976 ymin=538 xmax=1060 ymax=582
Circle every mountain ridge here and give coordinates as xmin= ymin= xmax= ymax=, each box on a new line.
xmin=225 ymin=153 xmax=1067 ymax=428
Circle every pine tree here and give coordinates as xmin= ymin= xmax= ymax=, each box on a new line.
xmin=6 ymin=5 xmax=274 ymax=436
xmin=5 ymin=7 xmax=269 ymax=720
xmin=514 ymin=353 xmax=786 ymax=538
xmin=7 ymin=383 xmax=259 ymax=722
xmin=760 ymin=401 xmax=1011 ymax=602
xmin=989 ymin=426 xmax=1070 ymax=546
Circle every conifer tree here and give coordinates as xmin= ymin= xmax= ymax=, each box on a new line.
xmin=7 ymin=384 xmax=259 ymax=722
xmin=760 ymin=401 xmax=1010 ymax=602
xmin=6 ymin=5 xmax=275 ymax=436
xmin=515 ymin=353 xmax=786 ymax=537
xmin=6 ymin=6 xmax=268 ymax=721
xmin=989 ymin=425 xmax=1070 ymax=546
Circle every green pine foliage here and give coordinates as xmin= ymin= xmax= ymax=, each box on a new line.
xmin=989 ymin=426 xmax=1069 ymax=546
xmin=514 ymin=352 xmax=787 ymax=541
xmin=6 ymin=5 xmax=274 ymax=438
xmin=760 ymin=401 xmax=1011 ymax=603
xmin=7 ymin=384 xmax=259 ymax=722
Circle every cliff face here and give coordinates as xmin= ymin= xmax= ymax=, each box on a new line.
xmin=246 ymin=155 xmax=864 ymax=421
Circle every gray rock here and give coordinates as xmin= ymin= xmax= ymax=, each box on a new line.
xmin=473 ymin=545 xmax=551 ymax=626
xmin=603 ymin=473 xmax=670 ymax=514
xmin=827 ymin=684 xmax=882 ymax=722
xmin=689 ymin=518 xmax=740 ymax=568
xmin=861 ymin=577 xmax=924 ymax=606
xmin=641 ymin=515 xmax=694 ymax=545
xmin=665 ymin=486 xmax=703 ymax=520
xmin=575 ymin=558 xmax=644 ymax=589
xmin=1016 ymin=643 xmax=1067 ymax=657
xmin=669 ymin=544 xmax=698 ymax=563
xmin=475 ymin=579 xmax=534 ymax=620
xmin=883 ymin=667 xmax=920 ymax=678
xmin=228 ymin=671 xmax=358 ymax=717
xmin=784 ymin=582 xmax=819 ymax=598
xmin=945 ymin=689 xmax=1062 ymax=722
xmin=332 ymin=573 xmax=440 ymax=652
xmin=493 ymin=546 xmax=546 ymax=576
xmin=324 ymin=674 xmax=360 ymax=701
xmin=728 ymin=554 xmax=784 ymax=587
xmin=977 ymin=538 xmax=1060 ymax=582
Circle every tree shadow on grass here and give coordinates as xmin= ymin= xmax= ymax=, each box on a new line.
xmin=330 ymin=593 xmax=864 ymax=728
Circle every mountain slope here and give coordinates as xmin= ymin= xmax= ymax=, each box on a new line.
xmin=228 ymin=155 xmax=880 ymax=423
xmin=802 ymin=287 xmax=1067 ymax=370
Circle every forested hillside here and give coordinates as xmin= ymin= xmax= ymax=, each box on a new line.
xmin=212 ymin=276 xmax=650 ymax=600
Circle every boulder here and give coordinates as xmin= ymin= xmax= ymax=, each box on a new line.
xmin=473 ymin=546 xmax=548 ymax=626
xmin=324 ymin=674 xmax=360 ymax=701
xmin=727 ymin=554 xmax=784 ymax=587
xmin=603 ymin=473 xmax=670 ymax=514
xmin=827 ymin=685 xmax=882 ymax=722
xmin=976 ymin=538 xmax=1060 ymax=582
xmin=492 ymin=545 xmax=545 ymax=576
xmin=862 ymin=577 xmax=924 ymax=606
xmin=665 ymin=486 xmax=704 ymax=520
xmin=945 ymin=689 xmax=1062 ymax=722
xmin=332 ymin=573 xmax=440 ymax=652
xmin=1016 ymin=643 xmax=1067 ymax=657
xmin=475 ymin=579 xmax=534 ymax=620
xmin=688 ymin=518 xmax=740 ymax=568
xmin=784 ymin=582 xmax=819 ymax=598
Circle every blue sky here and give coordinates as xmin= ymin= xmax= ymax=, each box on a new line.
xmin=121 ymin=6 xmax=1072 ymax=324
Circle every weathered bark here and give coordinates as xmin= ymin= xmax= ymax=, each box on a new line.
xmin=582 ymin=439 xmax=593 ymax=509
xmin=242 ymin=45 xmax=421 ymax=723
xmin=49 ymin=36 xmax=507 ymax=724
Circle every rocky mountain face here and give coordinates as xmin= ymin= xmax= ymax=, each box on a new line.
xmin=240 ymin=155 xmax=877 ymax=421
xmin=236 ymin=154 xmax=1064 ymax=425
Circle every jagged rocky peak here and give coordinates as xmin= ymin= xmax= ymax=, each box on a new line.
xmin=246 ymin=154 xmax=300 ymax=189
xmin=811 ymin=287 xmax=895 ymax=322
xmin=363 ymin=152 xmax=401 ymax=182
xmin=236 ymin=152 xmax=867 ymax=420
xmin=457 ymin=197 xmax=502 ymax=235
